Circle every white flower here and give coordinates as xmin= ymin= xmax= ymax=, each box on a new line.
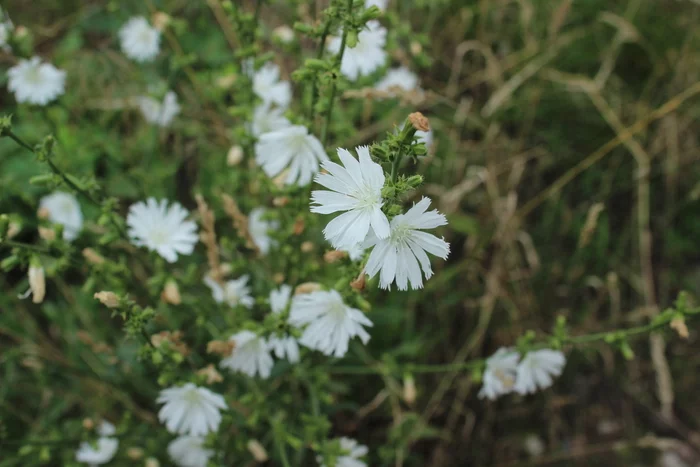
xmin=253 ymin=63 xmax=292 ymax=109
xmin=416 ymin=129 xmax=433 ymax=149
xmin=318 ymin=437 xmax=369 ymax=467
xmin=514 ymin=349 xmax=566 ymax=395
xmin=220 ymin=330 xmax=274 ymax=379
xmin=310 ymin=146 xmax=389 ymax=249
xmin=250 ymin=103 xmax=290 ymax=137
xmin=204 ymin=275 xmax=254 ymax=308
xmin=157 ymin=383 xmax=227 ymax=436
xmin=168 ymin=436 xmax=214 ymax=467
xmin=248 ymin=208 xmax=278 ymax=255
xmin=267 ymin=285 xmax=300 ymax=363
xmin=127 ymin=198 xmax=198 ymax=263
xmin=328 ymin=20 xmax=387 ymax=81
xmin=39 ymin=192 xmax=83 ymax=241
xmin=255 ymin=125 xmax=328 ymax=186
xmin=137 ymin=91 xmax=180 ymax=127
xmin=272 ymin=25 xmax=295 ymax=44
xmin=365 ymin=0 xmax=389 ymax=10
xmin=75 ymin=421 xmax=119 ymax=466
xmin=478 ymin=348 xmax=520 ymax=400
xmin=27 ymin=264 xmax=45 ymax=304
xmin=8 ymin=57 xmax=66 ymax=105
xmin=289 ymin=290 xmax=372 ymax=358
xmin=363 ymin=197 xmax=449 ymax=290
xmin=344 ymin=244 xmax=365 ymax=262
xmin=119 ymin=16 xmax=160 ymax=62
xmin=376 ymin=67 xmax=421 ymax=97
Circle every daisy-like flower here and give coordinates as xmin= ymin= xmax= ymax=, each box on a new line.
xmin=220 ymin=331 xmax=274 ymax=379
xmin=289 ymin=290 xmax=372 ymax=358
xmin=119 ymin=16 xmax=160 ymax=62
xmin=253 ymin=63 xmax=292 ymax=109
xmin=126 ymin=198 xmax=198 ymax=263
xmin=267 ymin=285 xmax=300 ymax=363
xmin=514 ymin=349 xmax=566 ymax=395
xmin=157 ymin=383 xmax=227 ymax=436
xmin=310 ymin=146 xmax=390 ymax=249
xmin=8 ymin=57 xmax=66 ymax=105
xmin=250 ymin=103 xmax=291 ymax=137
xmin=478 ymin=348 xmax=520 ymax=400
xmin=248 ymin=208 xmax=278 ymax=255
xmin=39 ymin=192 xmax=83 ymax=241
xmin=328 ymin=20 xmax=387 ymax=81
xmin=168 ymin=436 xmax=214 ymax=467
xmin=255 ymin=125 xmax=328 ymax=186
xmin=376 ymin=67 xmax=421 ymax=97
xmin=363 ymin=197 xmax=449 ymax=290
xmin=137 ymin=91 xmax=180 ymax=127
xmin=75 ymin=421 xmax=119 ymax=466
xmin=318 ymin=437 xmax=369 ymax=467
xmin=204 ymin=275 xmax=254 ymax=308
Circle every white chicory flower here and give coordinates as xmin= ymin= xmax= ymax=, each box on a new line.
xmin=478 ymin=348 xmax=520 ymax=400
xmin=157 ymin=383 xmax=227 ymax=436
xmin=514 ymin=349 xmax=566 ymax=395
xmin=255 ymin=125 xmax=328 ymax=186
xmin=119 ymin=16 xmax=160 ymax=62
xmin=328 ymin=20 xmax=387 ymax=81
xmin=8 ymin=57 xmax=66 ymax=105
xmin=220 ymin=330 xmax=275 ymax=379
xmin=39 ymin=192 xmax=83 ymax=241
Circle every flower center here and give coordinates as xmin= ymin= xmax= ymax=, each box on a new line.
xmin=24 ymin=65 xmax=43 ymax=85
xmin=138 ymin=28 xmax=153 ymax=45
xmin=148 ymin=228 xmax=170 ymax=246
xmin=352 ymin=186 xmax=380 ymax=211
xmin=183 ymin=389 xmax=201 ymax=404
xmin=493 ymin=368 xmax=515 ymax=389
xmin=390 ymin=223 xmax=411 ymax=245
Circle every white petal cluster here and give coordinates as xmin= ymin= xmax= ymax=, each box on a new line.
xmin=119 ymin=16 xmax=160 ymax=62
xmin=137 ymin=91 xmax=180 ymax=127
xmin=204 ymin=275 xmax=254 ymax=308
xmin=318 ymin=437 xmax=369 ymax=467
xmin=376 ymin=67 xmax=422 ymax=98
xmin=39 ymin=192 xmax=83 ymax=241
xmin=168 ymin=436 xmax=214 ymax=467
xmin=75 ymin=421 xmax=119 ymax=466
xmin=311 ymin=146 xmax=389 ymax=249
xmin=328 ymin=20 xmax=387 ymax=81
xmin=8 ymin=57 xmax=66 ymax=105
xmin=365 ymin=0 xmax=389 ymax=10
xmin=255 ymin=125 xmax=328 ymax=186
xmin=220 ymin=330 xmax=274 ymax=379
xmin=248 ymin=207 xmax=278 ymax=255
xmin=253 ymin=63 xmax=292 ymax=109
xmin=290 ymin=290 xmax=372 ymax=358
xmin=479 ymin=348 xmax=566 ymax=400
xmin=157 ymin=383 xmax=227 ymax=436
xmin=127 ymin=198 xmax=198 ymax=263
xmin=364 ymin=197 xmax=449 ymax=291
xmin=250 ymin=103 xmax=290 ymax=137
xmin=267 ymin=285 xmax=300 ymax=363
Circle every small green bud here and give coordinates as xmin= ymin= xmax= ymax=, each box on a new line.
xmin=387 ymin=204 xmax=403 ymax=216
xmin=304 ymin=58 xmax=329 ymax=71
xmin=345 ymin=29 xmax=358 ymax=48
xmin=37 ymin=135 xmax=55 ymax=161
xmin=359 ymin=6 xmax=383 ymax=22
xmin=619 ymin=340 xmax=635 ymax=360
xmin=293 ymin=22 xmax=315 ymax=35
xmin=381 ymin=186 xmax=396 ymax=199
xmin=1 ymin=255 xmax=20 ymax=271
xmin=29 ymin=174 xmax=56 ymax=186
xmin=0 ymin=115 xmax=12 ymax=137
xmin=0 ymin=214 xmax=9 ymax=240
xmin=406 ymin=175 xmax=423 ymax=188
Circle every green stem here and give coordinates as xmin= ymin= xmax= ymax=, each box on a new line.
xmin=390 ymin=152 xmax=403 ymax=183
xmin=308 ymin=20 xmax=332 ymax=119
xmin=274 ymin=430 xmax=292 ymax=467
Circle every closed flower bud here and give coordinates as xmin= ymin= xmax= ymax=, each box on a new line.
xmin=408 ymin=112 xmax=430 ymax=132
xmin=346 ymin=29 xmax=359 ymax=48
xmin=272 ymin=25 xmax=295 ymax=43
xmin=161 ymin=280 xmax=182 ymax=305
xmin=273 ymin=273 xmax=285 ymax=284
xmin=7 ymin=222 xmax=21 ymax=239
xmin=82 ymin=418 xmax=94 ymax=430
xmin=145 ymin=458 xmax=160 ymax=467
xmin=127 ymin=447 xmax=144 ymax=460
xmin=292 ymin=217 xmax=305 ymax=235
xmin=38 ymin=227 xmax=56 ymax=242
xmin=350 ymin=273 xmax=366 ymax=291
xmin=207 ymin=339 xmax=236 ymax=356
xmin=247 ymin=440 xmax=269 ymax=462
xmin=403 ymin=374 xmax=417 ymax=404
xmin=295 ymin=282 xmax=322 ymax=295
xmin=82 ymin=248 xmax=105 ymax=265
xmin=671 ymin=316 xmax=689 ymax=339
xmin=37 ymin=207 xmax=50 ymax=220
xmin=152 ymin=12 xmax=170 ymax=31
xmin=272 ymin=196 xmax=289 ymax=207
xmin=301 ymin=241 xmax=314 ymax=253
xmin=197 ymin=364 xmax=223 ymax=384
xmin=227 ymin=145 xmax=244 ymax=166
xmin=324 ymin=250 xmax=348 ymax=263
xmin=29 ymin=263 xmax=45 ymax=304
xmin=94 ymin=291 xmax=120 ymax=309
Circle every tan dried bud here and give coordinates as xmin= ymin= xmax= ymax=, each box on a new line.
xmin=127 ymin=447 xmax=144 ymax=460
xmin=324 ymin=250 xmax=348 ymax=263
xmin=83 ymin=248 xmax=106 ymax=265
xmin=37 ymin=207 xmax=50 ymax=220
xmin=7 ymin=222 xmax=20 ymax=239
xmin=145 ymin=458 xmax=160 ymax=467
xmin=227 ymin=145 xmax=244 ymax=166
xmin=197 ymin=364 xmax=224 ymax=385
xmin=247 ymin=439 xmax=269 ymax=462
xmin=272 ymin=25 xmax=295 ymax=44
xmin=403 ymin=374 xmax=417 ymax=404
xmin=295 ymin=282 xmax=322 ymax=295
xmin=408 ymin=112 xmax=430 ymax=132
xmin=29 ymin=266 xmax=45 ymax=304
xmin=38 ymin=227 xmax=56 ymax=242
xmin=151 ymin=331 xmax=190 ymax=356
xmin=671 ymin=317 xmax=689 ymax=339
xmin=94 ymin=291 xmax=120 ymax=309
xmin=21 ymin=356 xmax=43 ymax=370
xmin=216 ymin=74 xmax=236 ymax=89
xmin=350 ymin=273 xmax=366 ymax=291
xmin=207 ymin=339 xmax=235 ymax=356
xmin=273 ymin=273 xmax=285 ymax=284
xmin=152 ymin=12 xmax=170 ymax=31
xmin=301 ymin=241 xmax=314 ymax=253
xmin=273 ymin=196 xmax=290 ymax=207
xmin=82 ymin=418 xmax=95 ymax=430
xmin=410 ymin=41 xmax=423 ymax=56
xmin=161 ymin=280 xmax=182 ymax=305
xmin=293 ymin=217 xmax=305 ymax=235
xmin=14 ymin=25 xmax=28 ymax=39
xmin=219 ymin=263 xmax=233 ymax=276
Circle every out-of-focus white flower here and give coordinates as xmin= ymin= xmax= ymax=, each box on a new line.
xmin=127 ymin=198 xmax=198 ymax=263
xmin=0 ymin=9 xmax=13 ymax=51
xmin=523 ymin=434 xmax=545 ymax=457
xmin=119 ymin=16 xmax=160 ymax=62
xmin=318 ymin=437 xmax=369 ymax=467
xmin=416 ymin=129 xmax=433 ymax=149
xmin=27 ymin=263 xmax=45 ymax=304
xmin=270 ymin=284 xmax=292 ymax=314
xmin=248 ymin=208 xmax=278 ymax=255
xmin=253 ymin=63 xmax=292 ymax=109
xmin=365 ymin=0 xmax=389 ymax=10
xmin=376 ymin=67 xmax=421 ymax=97
xmin=255 ymin=125 xmax=328 ymax=186
xmin=39 ymin=192 xmax=83 ymax=241
xmin=344 ymin=244 xmax=366 ymax=262
xmin=137 ymin=91 xmax=180 ymax=127
xmin=290 ymin=290 xmax=372 ymax=358
xmin=363 ymin=197 xmax=449 ymax=290
xmin=157 ymin=383 xmax=227 ymax=436
xmin=311 ymin=146 xmax=389 ymax=249
xmin=328 ymin=20 xmax=387 ymax=81
xmin=76 ymin=421 xmax=119 ymax=466
xmin=168 ymin=436 xmax=214 ymax=467
xmin=250 ymin=103 xmax=290 ymax=137
xmin=204 ymin=275 xmax=254 ymax=308
xmin=267 ymin=285 xmax=300 ymax=363
xmin=220 ymin=330 xmax=274 ymax=379
xmin=272 ymin=25 xmax=295 ymax=44
xmin=8 ymin=57 xmax=66 ymax=105
xmin=514 ymin=349 xmax=566 ymax=395
xmin=478 ymin=348 xmax=520 ymax=400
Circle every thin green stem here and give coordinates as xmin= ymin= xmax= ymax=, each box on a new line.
xmin=309 ymin=20 xmax=332 ymax=119
xmin=390 ymin=152 xmax=403 ymax=183
xmin=273 ymin=429 xmax=292 ymax=467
